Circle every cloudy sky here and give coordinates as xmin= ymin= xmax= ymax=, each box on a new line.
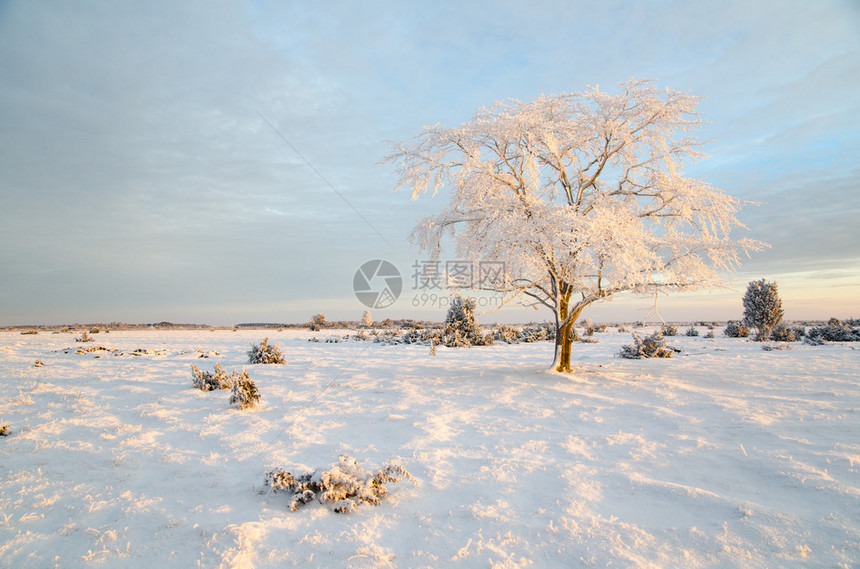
xmin=1 ymin=0 xmax=858 ymax=325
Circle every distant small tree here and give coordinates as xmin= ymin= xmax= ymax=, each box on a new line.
xmin=361 ymin=311 xmax=373 ymax=327
xmin=309 ymin=313 xmax=327 ymax=331
xmin=443 ymin=295 xmax=486 ymax=347
xmin=742 ymin=279 xmax=784 ymax=340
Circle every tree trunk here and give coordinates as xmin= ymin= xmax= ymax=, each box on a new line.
xmin=555 ymin=319 xmax=575 ymax=372
xmin=553 ymin=295 xmax=583 ymax=373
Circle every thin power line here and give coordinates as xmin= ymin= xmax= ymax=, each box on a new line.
xmin=255 ymin=110 xmax=393 ymax=249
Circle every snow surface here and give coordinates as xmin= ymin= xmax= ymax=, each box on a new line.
xmin=1 ymin=328 xmax=858 ymax=568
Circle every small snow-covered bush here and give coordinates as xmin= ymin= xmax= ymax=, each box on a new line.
xmin=770 ymin=324 xmax=801 ymax=342
xmin=353 ymin=329 xmax=369 ymax=341
xmin=724 ymin=321 xmax=750 ymax=338
xmin=661 ymin=323 xmax=678 ymax=337
xmin=402 ymin=328 xmax=442 ymax=345
xmin=685 ymin=326 xmax=699 ymax=337
xmin=521 ymin=323 xmax=555 ymax=342
xmin=582 ymin=319 xmax=606 ymax=336
xmin=488 ymin=323 xmax=555 ymax=344
xmin=230 ymin=372 xmax=260 ymax=409
xmin=494 ymin=325 xmax=520 ymax=344
xmin=762 ymin=343 xmax=793 ymax=351
xmin=248 ymin=338 xmax=285 ymax=364
xmin=619 ymin=332 xmax=679 ymax=359
xmin=0 ymin=422 xmax=9 ymax=436
xmin=264 ymin=454 xmax=417 ymax=513
xmin=704 ymin=329 xmax=715 ymax=338
xmin=191 ymin=363 xmax=233 ymax=391
xmin=75 ymin=330 xmax=94 ymax=343
xmin=34 ymin=360 xmax=45 ymax=368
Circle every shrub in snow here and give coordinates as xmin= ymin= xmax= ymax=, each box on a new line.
xmin=805 ymin=319 xmax=860 ymax=343
xmin=191 ymin=363 xmax=234 ymax=391
xmin=704 ymin=329 xmax=715 ymax=338
xmin=581 ymin=319 xmax=606 ymax=336
xmin=442 ymin=295 xmax=488 ymax=347
xmin=308 ymin=313 xmax=327 ymax=331
xmin=0 ymin=422 xmax=9 ymax=436
xmin=724 ymin=321 xmax=750 ymax=338
xmin=264 ymin=454 xmax=417 ymax=513
xmin=803 ymin=335 xmax=824 ymax=346
xmin=770 ymin=324 xmax=800 ymax=342
xmin=742 ymin=279 xmax=784 ymax=341
xmin=661 ymin=323 xmax=678 ymax=336
xmin=523 ymin=323 xmax=555 ymax=342
xmin=491 ymin=323 xmax=555 ymax=344
xmin=685 ymin=326 xmax=699 ymax=337
xmin=493 ymin=325 xmax=520 ymax=344
xmin=248 ymin=338 xmax=285 ymax=364
xmin=403 ymin=328 xmax=443 ymax=345
xmin=34 ymin=360 xmax=45 ymax=368
xmin=353 ymin=329 xmax=369 ymax=341
xmin=372 ymin=330 xmax=402 ymax=345
xmin=618 ymin=332 xmax=679 ymax=359
xmin=229 ymin=371 xmax=260 ymax=409
xmin=762 ymin=344 xmax=792 ymax=351
xmin=75 ymin=330 xmax=94 ymax=343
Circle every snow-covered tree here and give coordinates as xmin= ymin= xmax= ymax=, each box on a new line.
xmin=742 ymin=279 xmax=784 ymax=340
xmin=361 ymin=311 xmax=373 ymax=327
xmin=386 ymin=79 xmax=762 ymax=371
xmin=443 ymin=295 xmax=486 ymax=347
xmin=309 ymin=313 xmax=327 ymax=331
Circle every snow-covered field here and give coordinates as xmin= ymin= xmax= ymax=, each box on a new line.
xmin=1 ymin=328 xmax=858 ymax=568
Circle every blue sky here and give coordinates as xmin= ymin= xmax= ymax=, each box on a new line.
xmin=1 ymin=0 xmax=858 ymax=325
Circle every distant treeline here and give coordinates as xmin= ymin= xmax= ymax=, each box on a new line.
xmin=2 ymin=318 xmax=854 ymax=332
